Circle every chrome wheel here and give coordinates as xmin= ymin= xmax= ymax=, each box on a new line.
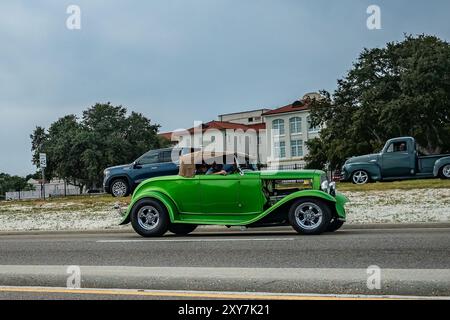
xmin=352 ymin=170 xmax=369 ymax=184
xmin=137 ymin=206 xmax=160 ymax=231
xmin=112 ymin=180 xmax=128 ymax=197
xmin=442 ymin=165 xmax=450 ymax=178
xmin=294 ymin=202 xmax=323 ymax=230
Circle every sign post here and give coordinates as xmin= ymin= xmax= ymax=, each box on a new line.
xmin=39 ymin=153 xmax=47 ymax=200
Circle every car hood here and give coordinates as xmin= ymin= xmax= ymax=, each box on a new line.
xmin=345 ymin=153 xmax=379 ymax=164
xmin=105 ymin=164 xmax=132 ymax=172
xmin=259 ymin=169 xmax=323 ymax=179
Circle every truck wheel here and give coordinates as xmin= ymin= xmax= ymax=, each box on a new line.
xmin=439 ymin=165 xmax=450 ymax=179
xmin=327 ymin=218 xmax=344 ymax=232
xmin=111 ymin=178 xmax=130 ymax=197
xmin=288 ymin=198 xmax=331 ymax=235
xmin=351 ymin=170 xmax=369 ymax=184
xmin=168 ymin=224 xmax=197 ymax=235
xmin=131 ymin=199 xmax=169 ymax=237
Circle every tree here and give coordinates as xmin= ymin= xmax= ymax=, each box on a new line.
xmin=0 ymin=173 xmax=34 ymax=197
xmin=30 ymin=103 xmax=168 ymax=190
xmin=305 ymin=35 xmax=450 ymax=170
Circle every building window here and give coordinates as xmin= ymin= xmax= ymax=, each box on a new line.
xmin=248 ymin=117 xmax=254 ymax=122
xmin=289 ymin=117 xmax=302 ymax=134
xmin=272 ymin=119 xmax=285 ymax=135
xmin=291 ymin=139 xmax=303 ymax=157
xmin=274 ymin=141 xmax=286 ymax=158
xmin=307 ymin=116 xmax=319 ymax=132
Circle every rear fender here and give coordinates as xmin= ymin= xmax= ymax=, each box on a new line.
xmin=433 ymin=157 xmax=450 ymax=177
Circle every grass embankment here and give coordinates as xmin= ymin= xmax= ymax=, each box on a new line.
xmin=337 ymin=178 xmax=450 ymax=192
xmin=0 ymin=194 xmax=130 ymax=214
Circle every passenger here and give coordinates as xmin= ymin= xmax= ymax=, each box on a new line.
xmin=195 ymin=163 xmax=208 ymax=175
xmin=206 ymin=162 xmax=227 ymax=175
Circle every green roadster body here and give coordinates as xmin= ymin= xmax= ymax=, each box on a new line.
xmin=121 ymin=152 xmax=348 ymax=236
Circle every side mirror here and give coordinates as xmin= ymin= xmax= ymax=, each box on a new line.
xmin=132 ymin=161 xmax=142 ymax=169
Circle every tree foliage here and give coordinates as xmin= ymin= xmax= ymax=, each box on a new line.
xmin=306 ymin=35 xmax=450 ymax=170
xmin=0 ymin=173 xmax=34 ymax=196
xmin=30 ymin=103 xmax=168 ymax=189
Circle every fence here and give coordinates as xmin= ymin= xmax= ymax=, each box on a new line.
xmin=5 ymin=188 xmax=82 ymax=201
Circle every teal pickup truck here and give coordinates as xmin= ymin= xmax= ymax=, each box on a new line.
xmin=341 ymin=137 xmax=450 ymax=184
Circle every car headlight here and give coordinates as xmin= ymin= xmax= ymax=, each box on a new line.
xmin=329 ymin=181 xmax=336 ymax=196
xmin=321 ymin=180 xmax=329 ymax=193
xmin=104 ymin=169 xmax=111 ymax=178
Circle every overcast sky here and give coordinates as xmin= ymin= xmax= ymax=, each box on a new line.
xmin=1 ymin=0 xmax=449 ymax=176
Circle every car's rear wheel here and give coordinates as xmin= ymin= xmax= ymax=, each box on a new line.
xmin=168 ymin=224 xmax=197 ymax=235
xmin=111 ymin=178 xmax=130 ymax=197
xmin=351 ymin=170 xmax=369 ymax=184
xmin=326 ymin=218 xmax=344 ymax=232
xmin=439 ymin=165 xmax=450 ymax=179
xmin=288 ymin=198 xmax=331 ymax=235
xmin=131 ymin=199 xmax=169 ymax=237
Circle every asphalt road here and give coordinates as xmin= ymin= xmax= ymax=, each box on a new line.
xmin=0 ymin=225 xmax=449 ymax=299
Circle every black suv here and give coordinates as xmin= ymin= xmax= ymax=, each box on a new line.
xmin=103 ymin=147 xmax=193 ymax=197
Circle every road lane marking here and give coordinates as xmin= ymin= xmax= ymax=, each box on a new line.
xmin=96 ymin=237 xmax=296 ymax=243
xmin=0 ymin=286 xmax=442 ymax=300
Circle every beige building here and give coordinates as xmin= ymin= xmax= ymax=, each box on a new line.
xmin=160 ymin=93 xmax=322 ymax=168
xmin=263 ymin=93 xmax=322 ymax=168
xmin=218 ymin=109 xmax=270 ymax=125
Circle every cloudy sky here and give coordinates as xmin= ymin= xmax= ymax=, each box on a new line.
xmin=1 ymin=0 xmax=449 ymax=175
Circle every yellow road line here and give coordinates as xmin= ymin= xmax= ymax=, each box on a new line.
xmin=0 ymin=286 xmax=399 ymax=300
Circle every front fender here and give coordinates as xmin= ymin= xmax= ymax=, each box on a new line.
xmin=433 ymin=156 xmax=450 ymax=176
xmin=120 ymin=190 xmax=179 ymax=225
xmin=246 ymin=189 xmax=347 ymax=225
xmin=343 ymin=162 xmax=381 ymax=181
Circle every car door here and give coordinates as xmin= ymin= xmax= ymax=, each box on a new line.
xmin=156 ymin=149 xmax=181 ymax=176
xmin=133 ymin=150 xmax=160 ymax=184
xmin=381 ymin=141 xmax=413 ymax=177
xmin=199 ymin=173 xmax=240 ymax=214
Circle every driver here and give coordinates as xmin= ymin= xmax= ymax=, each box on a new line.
xmin=206 ymin=161 xmax=236 ymax=175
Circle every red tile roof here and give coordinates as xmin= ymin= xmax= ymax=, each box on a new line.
xmin=262 ymin=100 xmax=310 ymax=116
xmin=158 ymin=132 xmax=173 ymax=140
xmin=187 ymin=121 xmax=265 ymax=134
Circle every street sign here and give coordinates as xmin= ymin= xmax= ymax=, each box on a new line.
xmin=39 ymin=153 xmax=47 ymax=168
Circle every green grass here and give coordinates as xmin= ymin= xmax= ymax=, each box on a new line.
xmin=337 ymin=178 xmax=450 ymax=192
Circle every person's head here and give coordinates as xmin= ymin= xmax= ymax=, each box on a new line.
xmin=399 ymin=143 xmax=406 ymax=151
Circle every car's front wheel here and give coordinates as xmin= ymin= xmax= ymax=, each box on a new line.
xmin=288 ymin=198 xmax=331 ymax=235
xmin=110 ymin=178 xmax=130 ymax=197
xmin=351 ymin=170 xmax=369 ymax=184
xmin=131 ymin=199 xmax=169 ymax=237
xmin=168 ymin=224 xmax=197 ymax=235
xmin=439 ymin=164 xmax=450 ymax=179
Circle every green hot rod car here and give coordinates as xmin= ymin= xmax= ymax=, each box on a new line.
xmin=120 ymin=151 xmax=348 ymax=237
